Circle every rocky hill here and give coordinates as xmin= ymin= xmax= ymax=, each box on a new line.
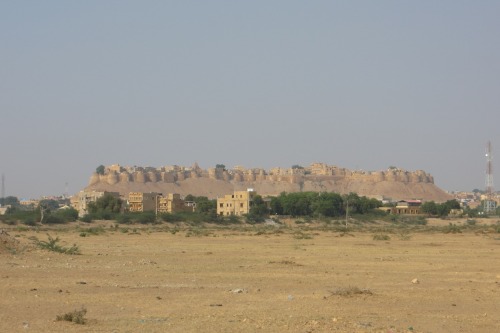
xmin=84 ymin=163 xmax=452 ymax=202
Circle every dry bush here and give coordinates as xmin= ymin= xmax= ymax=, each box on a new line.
xmin=373 ymin=233 xmax=391 ymax=241
xmin=329 ymin=286 xmax=373 ymax=297
xmin=56 ymin=307 xmax=87 ymax=324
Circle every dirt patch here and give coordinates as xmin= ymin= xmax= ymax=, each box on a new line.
xmin=0 ymin=229 xmax=22 ymax=254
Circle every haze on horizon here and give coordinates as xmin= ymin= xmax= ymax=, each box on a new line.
xmin=1 ymin=1 xmax=499 ymax=199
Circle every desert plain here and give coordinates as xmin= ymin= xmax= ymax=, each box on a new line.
xmin=1 ymin=219 xmax=499 ymax=333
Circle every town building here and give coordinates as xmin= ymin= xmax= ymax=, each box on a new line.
xmin=71 ymin=191 xmax=120 ymax=217
xmin=128 ymin=192 xmax=160 ymax=213
xmin=391 ymin=200 xmax=422 ymax=215
xmin=0 ymin=206 xmax=9 ymax=215
xmin=157 ymin=193 xmax=194 ymax=214
xmin=127 ymin=192 xmax=193 ymax=214
xmin=19 ymin=199 xmax=39 ymax=211
xmin=217 ymin=189 xmax=256 ymax=216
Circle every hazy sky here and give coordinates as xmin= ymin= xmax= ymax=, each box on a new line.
xmin=1 ymin=1 xmax=499 ymax=199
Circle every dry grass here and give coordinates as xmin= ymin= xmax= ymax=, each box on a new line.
xmin=328 ymin=286 xmax=373 ymax=297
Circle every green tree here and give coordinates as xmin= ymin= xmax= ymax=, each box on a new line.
xmin=215 ymin=164 xmax=226 ymax=170
xmin=54 ymin=208 xmax=79 ymax=222
xmin=0 ymin=196 xmax=20 ymax=207
xmin=438 ymin=200 xmax=460 ymax=217
xmin=421 ymin=201 xmax=438 ymax=216
xmin=311 ymin=192 xmax=344 ymax=217
xmin=269 ymin=196 xmax=283 ymax=215
xmin=249 ymin=195 xmax=268 ymax=216
xmin=193 ymin=196 xmax=216 ymax=214
xmin=39 ymin=199 xmax=60 ymax=212
xmin=96 ymin=165 xmax=105 ymax=175
xmin=88 ymin=194 xmax=122 ymax=214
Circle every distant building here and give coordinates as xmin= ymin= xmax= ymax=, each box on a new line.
xmin=20 ymin=199 xmax=39 ymax=211
xmin=157 ymin=193 xmax=194 ymax=214
xmin=217 ymin=189 xmax=256 ymax=216
xmin=391 ymin=200 xmax=422 ymax=215
xmin=127 ymin=192 xmax=194 ymax=214
xmin=0 ymin=205 xmax=10 ymax=215
xmin=71 ymin=191 xmax=120 ymax=217
xmin=128 ymin=192 xmax=160 ymax=213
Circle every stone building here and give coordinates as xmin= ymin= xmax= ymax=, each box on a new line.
xmin=217 ymin=189 xmax=256 ymax=216
xmin=128 ymin=192 xmax=160 ymax=213
xmin=72 ymin=190 xmax=120 ymax=217
xmin=391 ymin=200 xmax=422 ymax=215
xmin=128 ymin=192 xmax=193 ymax=214
xmin=157 ymin=193 xmax=194 ymax=214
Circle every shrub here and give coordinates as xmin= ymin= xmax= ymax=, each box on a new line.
xmin=53 ymin=208 xmax=78 ymax=222
xmin=33 ymin=234 xmax=81 ymax=255
xmin=136 ymin=212 xmax=156 ymax=224
xmin=160 ymin=213 xmax=185 ymax=223
xmin=227 ymin=215 xmax=240 ymax=224
xmin=293 ymin=231 xmax=313 ymax=239
xmin=443 ymin=223 xmax=462 ymax=234
xmin=466 ymin=219 xmax=477 ymax=226
xmin=79 ymin=214 xmax=92 ymax=223
xmin=56 ymin=307 xmax=87 ymax=324
xmin=397 ymin=229 xmax=412 ymax=240
xmin=329 ymin=286 xmax=373 ymax=297
xmin=22 ymin=217 xmax=37 ymax=226
xmin=245 ymin=213 xmax=265 ymax=224
xmin=401 ymin=216 xmax=427 ymax=225
xmin=79 ymin=226 xmax=105 ymax=237
xmin=3 ymin=219 xmax=17 ymax=225
xmin=185 ymin=227 xmax=213 ymax=237
xmin=373 ymin=234 xmax=391 ymax=241
xmin=43 ymin=215 xmax=65 ymax=224
xmin=116 ymin=214 xmax=132 ymax=224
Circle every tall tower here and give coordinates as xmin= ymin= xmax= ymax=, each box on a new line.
xmin=1 ymin=173 xmax=5 ymax=200
xmin=484 ymin=141 xmax=496 ymax=213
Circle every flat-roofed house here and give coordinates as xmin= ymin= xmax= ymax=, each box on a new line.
xmin=217 ymin=189 xmax=256 ymax=216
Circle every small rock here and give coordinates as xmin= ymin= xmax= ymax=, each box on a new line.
xmin=231 ymin=288 xmax=246 ymax=293
xmin=411 ymin=278 xmax=419 ymax=284
xmin=287 ymin=295 xmax=294 ymax=300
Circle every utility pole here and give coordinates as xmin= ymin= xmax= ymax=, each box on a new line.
xmin=345 ymin=199 xmax=349 ymax=229
xmin=484 ymin=141 xmax=496 ymax=213
xmin=1 ymin=173 xmax=5 ymax=201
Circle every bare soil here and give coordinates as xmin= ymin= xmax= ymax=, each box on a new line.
xmin=1 ymin=221 xmax=499 ymax=333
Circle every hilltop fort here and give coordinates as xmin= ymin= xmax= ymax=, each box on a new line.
xmin=84 ymin=163 xmax=451 ymax=202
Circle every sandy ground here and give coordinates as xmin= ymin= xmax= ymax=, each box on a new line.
xmin=1 ymin=221 xmax=499 ymax=333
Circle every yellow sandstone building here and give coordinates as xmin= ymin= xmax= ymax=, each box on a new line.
xmin=128 ymin=192 xmax=160 ymax=213
xmin=128 ymin=192 xmax=194 ymax=213
xmin=157 ymin=193 xmax=194 ymax=213
xmin=217 ymin=189 xmax=256 ymax=216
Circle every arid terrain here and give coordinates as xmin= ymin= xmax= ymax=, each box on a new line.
xmin=1 ymin=219 xmax=499 ymax=332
